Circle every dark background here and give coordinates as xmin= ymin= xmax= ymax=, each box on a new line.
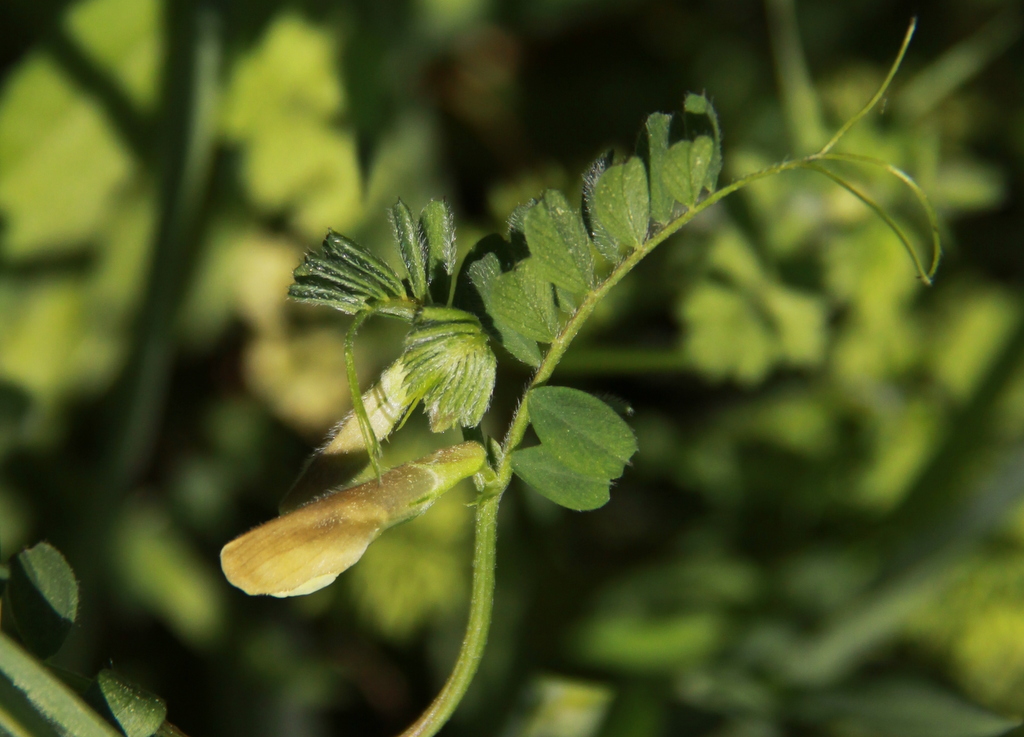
xmin=1 ymin=0 xmax=1023 ymax=735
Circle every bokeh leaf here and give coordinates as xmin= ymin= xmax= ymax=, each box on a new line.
xmin=0 ymin=54 xmax=133 ymax=258
xmin=502 ymin=676 xmax=613 ymax=737
xmin=7 ymin=542 xmax=78 ymax=659
xmin=221 ymin=12 xmax=362 ymax=237
xmin=799 ymin=680 xmax=1020 ymax=737
xmin=571 ymin=612 xmax=723 ymax=673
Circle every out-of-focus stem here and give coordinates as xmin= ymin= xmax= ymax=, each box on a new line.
xmin=765 ymin=0 xmax=827 ymax=154
xmin=66 ymin=0 xmax=221 ymax=666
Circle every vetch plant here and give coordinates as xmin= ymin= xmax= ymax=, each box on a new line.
xmin=218 ymin=20 xmax=941 ymax=737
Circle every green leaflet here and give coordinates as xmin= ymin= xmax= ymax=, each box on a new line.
xmin=511 ymin=445 xmax=611 ymax=511
xmin=643 ymin=112 xmax=676 ymax=224
xmin=464 ymin=249 xmax=542 ymax=367
xmin=512 ymin=386 xmax=637 ymax=511
xmin=7 ymin=542 xmax=79 ymax=660
xmin=684 ymin=92 xmax=722 ymax=190
xmin=401 ymin=306 xmax=497 ymax=431
xmin=581 ymin=150 xmax=618 ymax=261
xmin=420 ymin=199 xmax=457 ymax=304
xmin=87 ymin=670 xmax=167 ymax=737
xmin=289 ymin=230 xmax=409 ymax=316
xmin=391 ymin=199 xmax=428 ymax=300
xmin=487 ymin=259 xmax=561 ymax=344
xmin=555 ymin=284 xmax=580 ymax=313
xmin=523 ymin=190 xmax=595 ymax=295
xmin=664 ymin=135 xmax=715 ymax=208
xmin=593 ymin=157 xmax=650 ymax=252
xmin=528 ymin=386 xmax=637 ymax=478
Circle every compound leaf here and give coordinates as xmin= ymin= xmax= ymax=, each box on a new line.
xmin=511 ymin=445 xmax=611 ymax=511
xmin=290 ymin=230 xmax=408 ymax=316
xmin=7 ymin=542 xmax=78 ymax=659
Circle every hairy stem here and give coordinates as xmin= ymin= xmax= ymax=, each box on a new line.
xmin=395 ymin=158 xmax=806 ymax=737
xmin=397 ymin=494 xmax=499 ymax=737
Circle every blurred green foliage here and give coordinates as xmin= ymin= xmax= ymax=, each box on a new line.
xmin=0 ymin=0 xmax=1023 ymax=735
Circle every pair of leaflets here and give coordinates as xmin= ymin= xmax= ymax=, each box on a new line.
xmin=644 ymin=93 xmax=723 ymax=224
xmin=511 ymin=387 xmax=637 ymax=511
xmin=1 ymin=542 xmax=167 ymax=737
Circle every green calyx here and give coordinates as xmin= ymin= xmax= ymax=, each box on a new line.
xmin=400 ymin=306 xmax=497 ymax=432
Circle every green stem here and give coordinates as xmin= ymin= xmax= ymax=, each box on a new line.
xmin=66 ymin=0 xmax=221 ymax=642
xmin=817 ymin=19 xmax=916 ymax=157
xmin=396 ymin=29 xmax=929 ymax=725
xmin=397 ymin=495 xmax=499 ymax=737
xmin=344 ymin=312 xmax=382 ymax=477
xmin=395 ymin=159 xmax=805 ymax=737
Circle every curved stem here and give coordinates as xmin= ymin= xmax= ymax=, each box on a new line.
xmin=811 ymin=152 xmax=942 ymax=279
xmin=800 ymin=162 xmax=932 ymax=284
xmin=817 ymin=18 xmax=916 ymax=156
xmin=397 ymin=494 xmax=500 ymax=737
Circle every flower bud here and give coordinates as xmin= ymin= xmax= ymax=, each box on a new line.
xmin=221 ymin=441 xmax=487 ymax=597
xmin=279 ymin=360 xmax=411 ymax=513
